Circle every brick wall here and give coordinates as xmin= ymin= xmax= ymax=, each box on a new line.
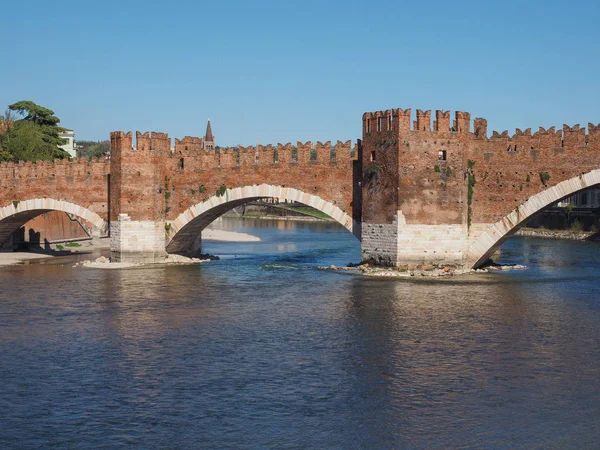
xmin=110 ymin=131 xmax=360 ymax=226
xmin=0 ymin=158 xmax=110 ymax=227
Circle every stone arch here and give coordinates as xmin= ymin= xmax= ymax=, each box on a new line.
xmin=0 ymin=198 xmax=108 ymax=247
xmin=166 ymin=184 xmax=360 ymax=254
xmin=467 ymin=170 xmax=600 ymax=268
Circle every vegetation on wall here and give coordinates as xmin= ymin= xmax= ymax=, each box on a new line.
xmin=540 ymin=172 xmax=551 ymax=186
xmin=366 ymin=163 xmax=380 ymax=178
xmin=467 ymin=160 xmax=476 ymax=228
xmin=365 ymin=135 xmax=397 ymax=180
xmin=216 ymin=185 xmax=227 ymax=197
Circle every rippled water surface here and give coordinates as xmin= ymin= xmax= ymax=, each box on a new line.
xmin=1 ymin=218 xmax=600 ymax=449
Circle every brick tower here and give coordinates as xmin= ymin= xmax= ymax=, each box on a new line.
xmin=360 ymin=108 xmax=471 ymax=268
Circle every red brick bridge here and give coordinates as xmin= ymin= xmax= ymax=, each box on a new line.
xmin=1 ymin=109 xmax=598 ymax=268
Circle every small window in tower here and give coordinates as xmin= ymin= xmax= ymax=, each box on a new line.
xmin=366 ymin=119 xmax=371 ymax=133
xmin=389 ymin=113 xmax=393 ymax=130
xmin=179 ymin=158 xmax=184 ymax=169
xmin=438 ymin=150 xmax=447 ymax=161
xmin=377 ymin=117 xmax=382 ymax=132
xmin=371 ymin=151 xmax=376 ymax=162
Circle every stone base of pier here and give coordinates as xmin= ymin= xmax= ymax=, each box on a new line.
xmin=361 ymin=214 xmax=469 ymax=268
xmin=110 ymin=214 xmax=167 ymax=263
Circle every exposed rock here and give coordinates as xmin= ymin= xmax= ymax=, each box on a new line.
xmin=515 ymin=229 xmax=591 ymax=241
xmin=486 ymin=264 xmax=527 ymax=271
xmin=75 ymin=253 xmax=219 ymax=269
xmin=320 ymin=263 xmax=472 ymax=278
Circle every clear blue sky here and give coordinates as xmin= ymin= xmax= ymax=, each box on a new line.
xmin=1 ymin=0 xmax=598 ymax=145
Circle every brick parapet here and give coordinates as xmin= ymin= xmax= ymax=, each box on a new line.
xmin=363 ymin=108 xmax=599 ymax=149
xmin=111 ymin=131 xmax=357 ymax=169
xmin=0 ymin=157 xmax=110 ymax=223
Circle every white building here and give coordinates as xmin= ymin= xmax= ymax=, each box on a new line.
xmin=58 ymin=128 xmax=76 ymax=158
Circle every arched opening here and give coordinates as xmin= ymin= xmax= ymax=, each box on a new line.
xmin=0 ymin=199 xmax=108 ymax=250
xmin=166 ymin=184 xmax=360 ymax=255
xmin=468 ymin=170 xmax=600 ymax=268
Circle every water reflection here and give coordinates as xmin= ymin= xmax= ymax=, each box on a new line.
xmin=1 ymin=221 xmax=600 ymax=448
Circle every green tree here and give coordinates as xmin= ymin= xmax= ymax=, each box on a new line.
xmin=76 ymin=140 xmax=110 ymax=160
xmin=0 ymin=143 xmax=11 ymax=161
xmin=0 ymin=109 xmax=16 ymax=160
xmin=0 ymin=101 xmax=69 ymax=162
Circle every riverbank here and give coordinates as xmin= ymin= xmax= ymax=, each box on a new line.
xmin=0 ymin=227 xmax=261 ymax=267
xmin=0 ymin=252 xmax=54 ymax=266
xmin=0 ymin=237 xmax=107 ymax=267
xmin=515 ymin=228 xmax=594 ymax=240
xmin=203 ymin=228 xmax=260 ymax=242
xmin=227 ymin=214 xmax=331 ymax=223
xmin=225 ymin=203 xmax=333 ymax=222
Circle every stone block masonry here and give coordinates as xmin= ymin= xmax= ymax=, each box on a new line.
xmin=396 ymin=223 xmax=466 ymax=266
xmin=362 ymin=213 xmax=466 ymax=267
xmin=361 ymin=222 xmax=398 ymax=266
xmin=110 ymin=214 xmax=166 ymax=263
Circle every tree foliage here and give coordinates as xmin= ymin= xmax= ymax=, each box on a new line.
xmin=76 ymin=140 xmax=110 ymax=160
xmin=0 ymin=101 xmax=69 ymax=162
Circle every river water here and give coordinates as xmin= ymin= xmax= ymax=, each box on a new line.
xmin=1 ymin=218 xmax=600 ymax=449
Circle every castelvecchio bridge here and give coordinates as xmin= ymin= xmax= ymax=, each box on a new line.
xmin=1 ymin=108 xmax=599 ymax=269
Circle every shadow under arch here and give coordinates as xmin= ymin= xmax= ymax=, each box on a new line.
xmin=0 ymin=199 xmax=108 ymax=247
xmin=467 ymin=170 xmax=600 ymax=268
xmin=166 ymin=184 xmax=360 ymax=254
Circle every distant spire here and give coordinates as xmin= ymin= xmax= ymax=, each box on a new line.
xmin=205 ymin=119 xmax=214 ymax=142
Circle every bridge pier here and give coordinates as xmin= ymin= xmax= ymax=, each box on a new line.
xmin=359 ymin=109 xmax=475 ymax=270
xmin=361 ymin=214 xmax=469 ymax=268
xmin=188 ymin=235 xmax=203 ymax=256
xmin=91 ymin=225 xmax=103 ymax=247
xmin=110 ymin=214 xmax=167 ymax=263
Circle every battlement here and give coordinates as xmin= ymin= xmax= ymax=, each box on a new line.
xmin=363 ymin=108 xmax=472 ymax=136
xmin=110 ymin=131 xmax=133 ymax=152
xmin=110 ymin=131 xmax=355 ymax=171
xmin=0 ymin=155 xmax=110 ymax=182
xmin=0 ymin=156 xmax=109 ymax=169
xmin=110 ymin=131 xmax=173 ymax=153
xmin=174 ymin=136 xmax=203 ymax=153
xmin=487 ymin=123 xmax=598 ymax=152
xmin=215 ymin=140 xmax=354 ymax=166
xmin=362 ymin=108 xmax=600 ymax=152
xmin=136 ymin=131 xmax=170 ymax=152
